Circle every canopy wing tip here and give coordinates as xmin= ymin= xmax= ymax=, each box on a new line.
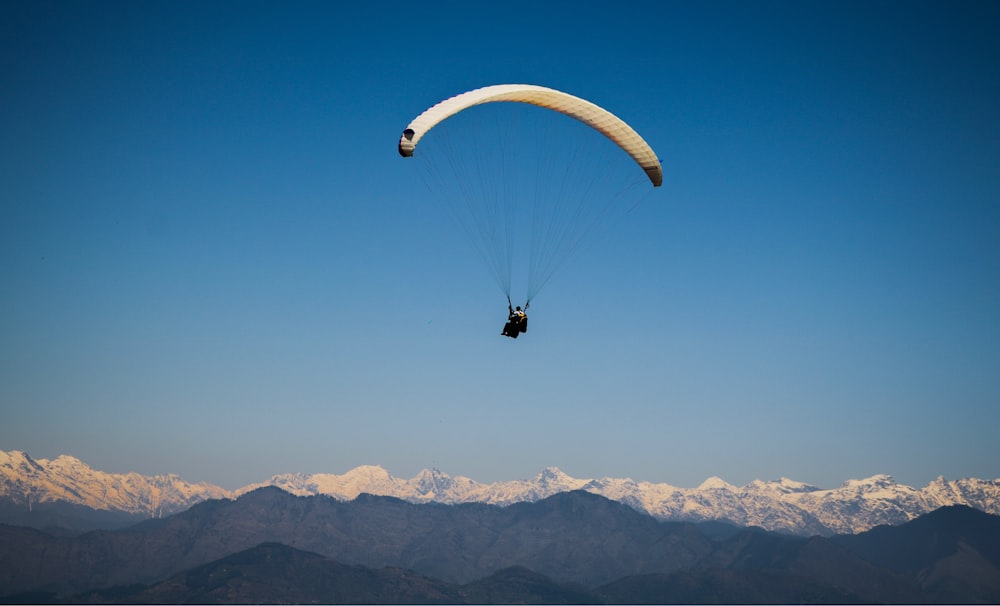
xmin=398 ymin=128 xmax=416 ymax=157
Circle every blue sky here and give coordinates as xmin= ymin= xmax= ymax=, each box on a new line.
xmin=2 ymin=1 xmax=998 ymax=490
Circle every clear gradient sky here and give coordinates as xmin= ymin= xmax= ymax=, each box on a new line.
xmin=2 ymin=1 xmax=998 ymax=490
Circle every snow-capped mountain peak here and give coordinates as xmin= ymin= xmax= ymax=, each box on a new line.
xmin=533 ymin=467 xmax=588 ymax=491
xmin=412 ymin=468 xmax=454 ymax=497
xmin=747 ymin=477 xmax=820 ymax=495
xmin=0 ymin=450 xmax=229 ymax=516
xmin=841 ymin=474 xmax=896 ymax=489
xmin=697 ymin=476 xmax=735 ymax=491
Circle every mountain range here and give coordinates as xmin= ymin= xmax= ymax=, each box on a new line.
xmin=2 ymin=449 xmax=999 ymax=536
xmin=2 ymin=487 xmax=998 ymax=604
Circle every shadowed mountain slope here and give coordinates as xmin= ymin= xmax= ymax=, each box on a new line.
xmin=2 ymin=489 xmax=998 ymax=603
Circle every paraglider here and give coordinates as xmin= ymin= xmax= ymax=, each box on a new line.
xmin=501 ymin=299 xmax=528 ymax=339
xmin=398 ymin=84 xmax=662 ymax=338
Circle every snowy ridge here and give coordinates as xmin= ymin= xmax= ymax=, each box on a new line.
xmin=0 ymin=450 xmax=229 ymax=517
xmin=2 ymin=450 xmax=998 ymax=535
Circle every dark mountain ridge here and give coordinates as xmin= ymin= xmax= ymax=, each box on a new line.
xmin=0 ymin=500 xmax=143 ymax=535
xmin=832 ymin=505 xmax=1000 ymax=602
xmin=61 ymin=543 xmax=605 ymax=605
xmin=1 ymin=488 xmax=997 ymax=604
xmin=68 ymin=542 xmax=466 ymax=605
